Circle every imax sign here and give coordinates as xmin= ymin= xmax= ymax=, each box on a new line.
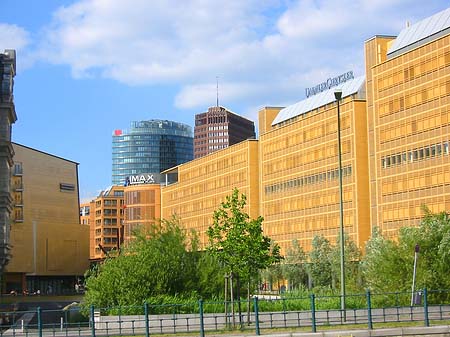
xmin=125 ymin=173 xmax=161 ymax=186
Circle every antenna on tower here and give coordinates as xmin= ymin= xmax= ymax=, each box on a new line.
xmin=216 ymin=76 xmax=219 ymax=107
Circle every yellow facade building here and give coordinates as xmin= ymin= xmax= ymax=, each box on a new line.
xmin=365 ymin=8 xmax=450 ymax=238
xmin=159 ymin=8 xmax=450 ymax=254
xmin=6 ymin=143 xmax=89 ymax=294
xmin=161 ymin=140 xmax=260 ymax=247
xmin=259 ymin=75 xmax=370 ymax=253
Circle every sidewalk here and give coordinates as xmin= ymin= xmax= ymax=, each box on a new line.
xmin=206 ymin=325 xmax=450 ymax=337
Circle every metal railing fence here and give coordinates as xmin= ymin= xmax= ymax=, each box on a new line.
xmin=0 ymin=288 xmax=449 ymax=337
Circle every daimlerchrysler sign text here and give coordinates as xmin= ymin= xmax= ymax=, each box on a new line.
xmin=305 ymin=71 xmax=354 ymax=98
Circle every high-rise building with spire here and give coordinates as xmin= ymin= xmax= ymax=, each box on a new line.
xmin=194 ymin=106 xmax=255 ymax=159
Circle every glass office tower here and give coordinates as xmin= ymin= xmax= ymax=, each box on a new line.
xmin=112 ymin=120 xmax=193 ymax=185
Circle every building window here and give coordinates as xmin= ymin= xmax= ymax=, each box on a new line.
xmin=13 ymin=162 xmax=23 ymax=176
xmin=60 ymin=183 xmax=75 ymax=192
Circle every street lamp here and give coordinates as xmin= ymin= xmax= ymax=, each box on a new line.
xmin=411 ymin=244 xmax=420 ymax=306
xmin=334 ymin=88 xmax=346 ymax=318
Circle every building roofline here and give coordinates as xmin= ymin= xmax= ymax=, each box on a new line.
xmin=12 ymin=142 xmax=79 ymax=165
xmin=199 ymin=106 xmax=255 ymax=124
xmin=161 ymin=138 xmax=259 ymax=174
xmin=364 ymin=35 xmax=397 ymax=43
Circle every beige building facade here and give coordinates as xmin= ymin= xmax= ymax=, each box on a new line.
xmin=6 ymin=143 xmax=89 ymax=294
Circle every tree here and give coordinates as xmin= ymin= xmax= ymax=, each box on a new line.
xmin=308 ymin=235 xmax=332 ymax=288
xmin=283 ymin=240 xmax=308 ymax=290
xmin=206 ymin=188 xmax=281 ymax=325
xmin=84 ymin=217 xmax=200 ymax=308
xmin=362 ymin=227 xmax=409 ymax=292
xmin=329 ymin=233 xmax=362 ymax=291
xmin=362 ymin=208 xmax=450 ymax=292
xmin=195 ymin=252 xmax=227 ymax=299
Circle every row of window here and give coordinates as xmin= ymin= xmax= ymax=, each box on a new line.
xmin=381 ymin=170 xmax=449 ymax=197
xmin=381 ymin=141 xmax=449 ymax=168
xmin=95 ymin=209 xmax=121 ymax=216
xmin=95 ymin=218 xmax=118 ymax=226
xmin=263 ymin=115 xmax=350 ymax=157
xmin=264 ymin=165 xmax=352 ymax=195
xmin=377 ymin=49 xmax=450 ymax=91
xmin=168 ymin=172 xmax=247 ymax=202
xmin=94 ymin=228 xmax=118 ymax=236
xmin=378 ymin=80 xmax=450 ymax=117
xmin=179 ymin=153 xmax=248 ymax=181
xmin=264 ymin=189 xmax=353 ymax=217
xmin=379 ymin=108 xmax=449 ymax=144
xmin=263 ymin=140 xmax=351 ymax=175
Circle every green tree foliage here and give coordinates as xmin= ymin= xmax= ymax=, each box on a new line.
xmin=283 ymin=240 xmax=308 ymax=290
xmin=362 ymin=227 xmax=409 ymax=292
xmin=84 ymin=217 xmax=201 ymax=307
xmin=362 ymin=208 xmax=450 ymax=292
xmin=206 ymin=188 xmax=281 ymax=284
xmin=195 ymin=252 xmax=227 ymax=299
xmin=329 ymin=233 xmax=362 ymax=291
xmin=308 ymin=235 xmax=332 ymax=287
xmin=261 ymin=261 xmax=284 ymax=291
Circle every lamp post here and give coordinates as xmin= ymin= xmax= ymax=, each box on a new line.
xmin=410 ymin=244 xmax=420 ymax=306
xmin=334 ymin=88 xmax=346 ymax=318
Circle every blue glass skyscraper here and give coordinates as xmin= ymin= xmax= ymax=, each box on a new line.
xmin=112 ymin=120 xmax=193 ymax=185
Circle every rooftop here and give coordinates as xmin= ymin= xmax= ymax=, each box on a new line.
xmin=271 ymin=75 xmax=366 ymax=126
xmin=388 ymin=7 xmax=450 ymax=57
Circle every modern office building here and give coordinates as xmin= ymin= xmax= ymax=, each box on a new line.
xmin=5 ymin=143 xmax=89 ymax=294
xmin=259 ymin=75 xmax=370 ymax=253
xmin=365 ymin=7 xmax=450 ymax=238
xmin=112 ymin=120 xmax=193 ymax=186
xmin=158 ymin=7 xmax=450 ymax=254
xmin=161 ymin=140 xmax=260 ymax=246
xmin=88 ymin=186 xmax=124 ymax=261
xmin=123 ymin=174 xmax=162 ymax=243
xmin=194 ymin=106 xmax=256 ymax=159
xmin=0 ymin=49 xmax=17 ymax=274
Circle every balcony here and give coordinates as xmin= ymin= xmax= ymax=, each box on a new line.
xmin=13 ymin=184 xmax=23 ymax=191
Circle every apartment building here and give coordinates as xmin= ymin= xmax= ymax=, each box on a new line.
xmin=89 ymin=186 xmax=124 ymax=261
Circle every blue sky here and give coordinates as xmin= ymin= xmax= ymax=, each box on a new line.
xmin=1 ymin=0 xmax=448 ymax=201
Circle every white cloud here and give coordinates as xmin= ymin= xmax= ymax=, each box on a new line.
xmin=35 ymin=0 xmax=450 ymax=109
xmin=0 ymin=23 xmax=31 ymax=70
xmin=0 ymin=23 xmax=30 ymax=51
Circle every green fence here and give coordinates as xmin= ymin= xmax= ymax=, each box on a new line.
xmin=0 ymin=288 xmax=449 ymax=337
